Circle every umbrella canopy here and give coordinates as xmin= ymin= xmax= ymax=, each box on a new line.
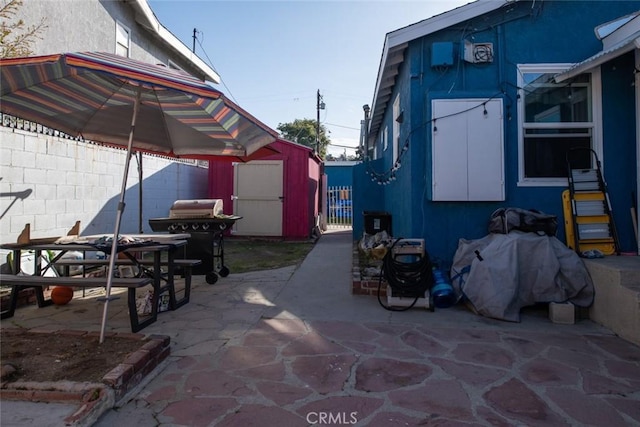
xmin=0 ymin=52 xmax=278 ymax=157
xmin=0 ymin=52 xmax=279 ymax=342
xmin=194 ymin=144 xmax=280 ymax=162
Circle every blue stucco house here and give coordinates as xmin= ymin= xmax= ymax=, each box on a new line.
xmin=325 ymin=161 xmax=356 ymax=188
xmin=355 ymin=0 xmax=639 ymax=267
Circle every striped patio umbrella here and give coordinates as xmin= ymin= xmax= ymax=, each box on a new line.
xmin=0 ymin=52 xmax=277 ymax=156
xmin=0 ymin=52 xmax=278 ymax=342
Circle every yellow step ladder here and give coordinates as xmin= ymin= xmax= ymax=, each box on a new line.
xmin=564 ymin=148 xmax=620 ymax=255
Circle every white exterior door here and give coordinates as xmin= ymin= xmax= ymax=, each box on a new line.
xmin=233 ymin=160 xmax=283 ymax=236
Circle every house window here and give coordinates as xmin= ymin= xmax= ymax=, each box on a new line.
xmin=518 ymin=64 xmax=601 ymax=185
xmin=383 ymin=126 xmax=388 ymax=151
xmin=115 ymin=21 xmax=130 ymax=57
xmin=392 ymin=94 xmax=400 ymax=162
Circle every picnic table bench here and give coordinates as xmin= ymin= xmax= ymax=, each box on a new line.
xmin=52 ymin=258 xmax=202 ymax=309
xmin=0 ymin=234 xmax=195 ymax=333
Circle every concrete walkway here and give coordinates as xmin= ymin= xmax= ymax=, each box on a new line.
xmin=3 ymin=229 xmax=640 ymax=426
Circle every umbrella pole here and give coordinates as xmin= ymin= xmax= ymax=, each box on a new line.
xmin=99 ymin=87 xmax=142 ymax=344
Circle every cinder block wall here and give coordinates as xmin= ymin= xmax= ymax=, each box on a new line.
xmin=0 ymin=127 xmax=208 ymax=245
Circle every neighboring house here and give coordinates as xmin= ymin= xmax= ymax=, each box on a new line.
xmin=355 ymin=0 xmax=639 ymax=266
xmin=208 ymin=139 xmax=322 ymax=240
xmin=325 ymin=161 xmax=355 ymax=188
xmin=1 ymin=0 xmax=220 ymax=243
xmin=12 ymin=0 xmax=218 ymax=82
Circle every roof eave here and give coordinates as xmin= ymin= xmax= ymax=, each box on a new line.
xmin=130 ymin=0 xmax=220 ymax=84
xmin=555 ymin=37 xmax=639 ymax=83
xmin=555 ymin=13 xmax=640 ymax=84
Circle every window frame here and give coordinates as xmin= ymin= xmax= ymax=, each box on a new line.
xmin=115 ymin=20 xmax=131 ymax=58
xmin=516 ymin=63 xmax=603 ymax=187
xmin=392 ymin=94 xmax=400 ymax=163
xmin=383 ymin=125 xmax=388 ymax=151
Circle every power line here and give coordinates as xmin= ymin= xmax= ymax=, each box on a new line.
xmin=328 ymin=143 xmax=358 ymax=150
xmin=194 ymin=33 xmax=238 ymax=104
xmin=325 ymin=122 xmax=360 ymax=131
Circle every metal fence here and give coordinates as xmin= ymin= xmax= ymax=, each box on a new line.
xmin=327 ymin=186 xmax=352 ymax=228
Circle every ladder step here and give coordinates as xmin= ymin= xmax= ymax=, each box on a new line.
xmin=575 ymin=216 xmax=611 ymax=224
xmin=576 ymin=238 xmax=616 ymax=244
xmin=577 ymin=223 xmax=612 ymax=240
xmin=573 ymin=182 xmax=601 ymax=192
xmin=571 ymin=169 xmax=602 ymax=192
xmin=575 ymin=201 xmax=606 ymax=216
xmin=571 ymin=169 xmax=599 ymax=181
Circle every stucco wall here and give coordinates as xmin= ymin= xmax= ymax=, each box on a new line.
xmin=13 ymin=0 xmax=204 ymax=79
xmin=0 ymin=127 xmax=208 ymax=246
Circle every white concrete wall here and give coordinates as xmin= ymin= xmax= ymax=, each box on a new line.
xmin=0 ymin=127 xmax=208 ymax=244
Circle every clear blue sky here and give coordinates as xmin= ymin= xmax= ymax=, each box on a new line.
xmin=148 ymin=0 xmax=471 ymax=156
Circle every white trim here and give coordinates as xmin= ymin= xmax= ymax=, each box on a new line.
xmin=130 ymin=0 xmax=220 ymax=83
xmin=517 ymin=64 xmax=603 ymax=187
xmin=383 ymin=125 xmax=388 ymax=151
xmin=324 ymin=161 xmax=357 ymax=167
xmin=393 ymin=94 xmax=400 ymax=162
xmin=385 ymin=1 xmax=506 ymax=50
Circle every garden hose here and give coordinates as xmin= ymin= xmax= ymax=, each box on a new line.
xmin=377 ymin=238 xmax=433 ymax=311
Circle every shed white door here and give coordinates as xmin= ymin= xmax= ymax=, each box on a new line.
xmin=233 ymin=160 xmax=283 ymax=236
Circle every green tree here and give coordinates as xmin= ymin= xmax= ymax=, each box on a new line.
xmin=277 ymin=118 xmax=330 ymax=159
xmin=1 ymin=0 xmax=47 ymax=58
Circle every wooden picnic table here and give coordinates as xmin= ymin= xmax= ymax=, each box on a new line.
xmin=0 ymin=236 xmax=197 ymax=332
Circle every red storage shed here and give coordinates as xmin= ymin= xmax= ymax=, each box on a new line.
xmin=208 ymin=138 xmax=322 ymax=239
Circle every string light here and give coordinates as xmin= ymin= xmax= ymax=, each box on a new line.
xmin=363 ymin=93 xmax=501 ymax=185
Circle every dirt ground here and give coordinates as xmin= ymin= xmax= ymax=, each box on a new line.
xmin=0 ymin=329 xmax=145 ymax=383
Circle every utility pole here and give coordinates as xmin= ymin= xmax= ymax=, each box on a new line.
xmin=316 ymin=89 xmax=325 ymax=155
xmin=192 ymin=28 xmax=197 ymax=53
xmin=362 ymin=104 xmax=370 ymax=160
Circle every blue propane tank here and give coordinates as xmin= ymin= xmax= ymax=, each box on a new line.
xmin=431 ymin=267 xmax=455 ymax=308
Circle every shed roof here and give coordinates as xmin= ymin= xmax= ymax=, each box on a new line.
xmin=368 ymin=0 xmax=510 ymax=141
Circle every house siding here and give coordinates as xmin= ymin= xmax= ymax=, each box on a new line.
xmin=357 ymin=0 xmax=639 ymax=266
xmin=324 ymin=163 xmax=355 ymax=188
xmin=601 ymin=50 xmax=637 ymax=252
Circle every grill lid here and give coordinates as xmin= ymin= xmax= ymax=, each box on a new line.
xmin=169 ymin=199 xmax=223 ymax=219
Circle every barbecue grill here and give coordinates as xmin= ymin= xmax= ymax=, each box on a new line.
xmin=149 ymin=199 xmax=241 ymax=284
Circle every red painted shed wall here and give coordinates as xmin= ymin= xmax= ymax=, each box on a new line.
xmin=207 ymin=139 xmax=321 ymax=239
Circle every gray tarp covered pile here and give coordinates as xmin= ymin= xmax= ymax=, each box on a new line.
xmin=450 ymin=231 xmax=594 ymax=322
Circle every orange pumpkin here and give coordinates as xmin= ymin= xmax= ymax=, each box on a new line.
xmin=51 ymin=286 xmax=73 ymax=305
